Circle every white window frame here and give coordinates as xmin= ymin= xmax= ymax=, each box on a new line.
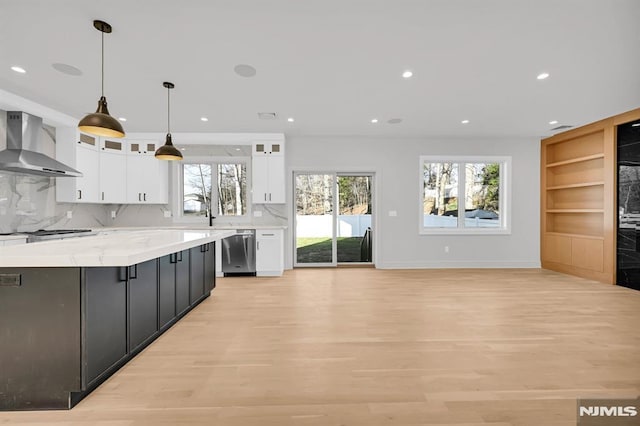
xmin=172 ymin=155 xmax=251 ymax=224
xmin=418 ymin=155 xmax=511 ymax=235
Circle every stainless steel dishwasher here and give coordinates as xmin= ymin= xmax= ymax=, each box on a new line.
xmin=221 ymin=229 xmax=256 ymax=276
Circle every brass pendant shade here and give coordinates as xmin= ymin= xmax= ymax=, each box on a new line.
xmin=78 ymin=96 xmax=125 ymax=137
xmin=155 ymin=133 xmax=183 ymax=160
xmin=78 ymin=20 xmax=125 ymax=138
xmin=155 ymin=82 xmax=183 ymax=161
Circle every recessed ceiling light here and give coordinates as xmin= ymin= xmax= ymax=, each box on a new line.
xmin=387 ymin=118 xmax=403 ymax=124
xmin=287 ymin=117 xmax=294 ymax=123
xmin=11 ymin=66 xmax=26 ymax=74
xmin=200 ymin=117 xmax=209 ymax=122
xmin=402 ymin=70 xmax=413 ymax=79
xmin=461 ymin=119 xmax=469 ymax=124
xmin=234 ymin=64 xmax=257 ymax=78
xmin=549 ymin=120 xmax=558 ymax=125
xmin=180 ymin=148 xmax=186 ymax=151
xmin=371 ymin=119 xmax=379 ymax=124
xmin=537 ymin=72 xmax=550 ymax=80
xmin=52 ymin=63 xmax=83 ymax=76
xmin=118 ymin=117 xmax=127 ymax=122
xmin=632 ymin=123 xmax=640 ymax=127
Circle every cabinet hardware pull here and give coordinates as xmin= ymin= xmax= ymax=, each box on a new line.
xmin=170 ymin=253 xmax=177 ymax=263
xmin=118 ymin=267 xmax=128 ymax=282
xmin=143 ymin=193 xmax=147 ymax=201
xmin=264 ymin=193 xmax=267 ymax=201
xmin=269 ymin=193 xmax=272 ymax=201
xmin=129 ymin=264 xmax=138 ymax=280
xmin=257 ymin=241 xmax=260 ymax=250
xmin=138 ymin=193 xmax=142 ymax=201
xmin=102 ymin=192 xmax=104 ymax=201
xmin=78 ymin=189 xmax=82 ymax=200
xmin=178 ymin=251 xmax=183 ymax=262
xmin=262 ymin=233 xmax=274 ymax=236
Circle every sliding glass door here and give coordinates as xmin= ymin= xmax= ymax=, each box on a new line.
xmin=294 ymin=172 xmax=373 ymax=267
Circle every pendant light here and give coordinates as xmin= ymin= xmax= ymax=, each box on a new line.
xmin=154 ymin=82 xmax=183 ymax=161
xmin=78 ymin=20 xmax=125 ymax=138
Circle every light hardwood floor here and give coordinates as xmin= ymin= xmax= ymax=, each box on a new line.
xmin=2 ymin=268 xmax=639 ymax=425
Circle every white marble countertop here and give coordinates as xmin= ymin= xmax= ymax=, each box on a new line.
xmin=0 ymin=234 xmax=28 ymax=241
xmin=0 ymin=229 xmax=235 ymax=268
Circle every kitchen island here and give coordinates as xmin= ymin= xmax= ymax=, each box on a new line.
xmin=0 ymin=229 xmax=234 ymax=411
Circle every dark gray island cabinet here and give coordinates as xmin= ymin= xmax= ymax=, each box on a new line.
xmin=0 ymin=232 xmax=224 ymax=411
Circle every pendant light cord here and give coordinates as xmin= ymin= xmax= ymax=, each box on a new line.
xmin=167 ymin=87 xmax=171 ymax=133
xmin=101 ymin=30 xmax=104 ymax=97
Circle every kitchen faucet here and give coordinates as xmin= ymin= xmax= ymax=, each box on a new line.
xmin=205 ymin=201 xmax=216 ymax=227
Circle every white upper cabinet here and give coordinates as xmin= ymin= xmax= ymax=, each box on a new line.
xmin=253 ymin=141 xmax=283 ymax=156
xmin=56 ymin=129 xmax=100 ymax=203
xmin=126 ymin=141 xmax=168 ymax=204
xmin=99 ymin=137 xmax=127 ymax=203
xmin=56 ymin=127 xmax=167 ymax=205
xmin=252 ymin=139 xmax=285 ymax=204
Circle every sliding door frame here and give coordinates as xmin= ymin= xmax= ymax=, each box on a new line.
xmin=292 ymin=169 xmax=376 ymax=268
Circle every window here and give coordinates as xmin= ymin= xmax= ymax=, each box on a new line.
xmin=182 ymin=162 xmax=247 ymax=218
xmin=420 ymin=156 xmax=510 ymax=234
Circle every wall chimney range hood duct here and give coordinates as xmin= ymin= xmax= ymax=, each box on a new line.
xmin=0 ymin=111 xmax=82 ymax=177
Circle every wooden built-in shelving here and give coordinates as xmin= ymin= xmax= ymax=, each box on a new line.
xmin=541 ymin=120 xmax=613 ymax=283
xmin=545 ymin=209 xmax=604 ymax=213
xmin=545 ymin=153 xmax=605 ymax=168
xmin=546 ymin=181 xmax=604 ymax=191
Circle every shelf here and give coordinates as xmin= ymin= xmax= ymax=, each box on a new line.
xmin=545 ymin=232 xmax=604 ymax=241
xmin=545 ymin=153 xmax=604 ymax=168
xmin=546 ymin=209 xmax=604 ymax=213
xmin=546 ymin=181 xmax=604 ymax=190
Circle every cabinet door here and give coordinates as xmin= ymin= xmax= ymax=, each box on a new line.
xmin=125 ymin=153 xmax=147 ymax=203
xmin=126 ymin=144 xmax=168 ymax=204
xmin=84 ymin=267 xmax=128 ymax=386
xmin=190 ymin=245 xmax=205 ymax=304
xmin=144 ymin=156 xmax=169 ymax=204
xmin=252 ymin=155 xmax=269 ymax=203
xmin=99 ymin=151 xmax=127 ymax=203
xmin=176 ymin=249 xmax=190 ymax=315
xmin=128 ymin=259 xmax=159 ymax=351
xmin=267 ymin=155 xmax=286 ymax=203
xmin=75 ymin=142 xmax=100 ymax=203
xmin=256 ymin=230 xmax=283 ymax=276
xmin=158 ymin=254 xmax=176 ymax=329
xmin=204 ymin=242 xmax=216 ymax=292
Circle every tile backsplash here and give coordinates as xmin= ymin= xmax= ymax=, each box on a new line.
xmin=0 ymin=172 xmax=109 ymax=233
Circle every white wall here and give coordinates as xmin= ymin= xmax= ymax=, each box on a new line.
xmin=286 ymin=136 xmax=540 ymax=269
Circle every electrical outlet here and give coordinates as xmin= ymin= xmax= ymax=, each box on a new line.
xmin=253 ymin=210 xmax=263 ymax=217
xmin=389 ymin=210 xmax=397 ymax=217
xmin=111 ymin=211 xmax=116 ymax=219
xmin=163 ymin=210 xmax=172 ymax=218
xmin=66 ymin=211 xmax=73 ymax=219
xmin=444 ymin=246 xmax=449 ymax=253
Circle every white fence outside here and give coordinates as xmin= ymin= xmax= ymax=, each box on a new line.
xmin=296 ymin=214 xmax=372 ymax=238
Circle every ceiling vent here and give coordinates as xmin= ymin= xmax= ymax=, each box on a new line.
xmin=551 ymin=124 xmax=573 ymax=131
xmin=258 ymin=112 xmax=277 ymax=120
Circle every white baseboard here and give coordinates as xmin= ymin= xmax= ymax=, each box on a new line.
xmin=376 ymin=260 xmax=541 ymax=269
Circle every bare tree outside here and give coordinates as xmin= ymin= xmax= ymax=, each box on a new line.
xmin=183 ymin=162 xmax=246 ymax=217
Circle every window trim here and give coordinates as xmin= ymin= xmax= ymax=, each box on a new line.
xmin=418 ymin=155 xmax=512 ymax=235
xmin=172 ymin=155 xmax=251 ymax=223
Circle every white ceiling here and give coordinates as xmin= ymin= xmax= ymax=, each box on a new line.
xmin=1 ymin=0 xmax=639 ymax=138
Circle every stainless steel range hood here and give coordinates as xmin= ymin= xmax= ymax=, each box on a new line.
xmin=0 ymin=111 xmax=82 ymax=177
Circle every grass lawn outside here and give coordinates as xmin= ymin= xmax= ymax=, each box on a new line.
xmin=296 ymin=237 xmax=366 ymax=263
